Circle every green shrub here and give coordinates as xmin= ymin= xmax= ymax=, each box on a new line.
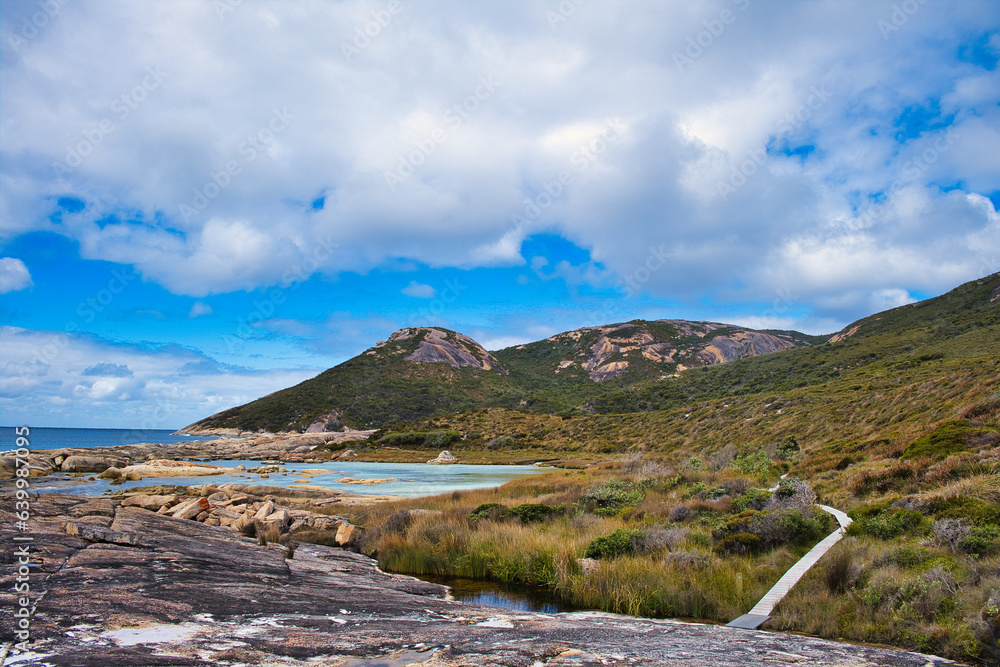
xmin=377 ymin=430 xmax=461 ymax=449
xmin=900 ymin=420 xmax=976 ymax=461
xmin=469 ymin=503 xmax=507 ymax=522
xmin=927 ymin=496 xmax=1000 ymax=525
xmin=847 ymin=505 xmax=924 ymax=539
xmin=960 ymin=526 xmax=999 ymax=556
xmin=584 ymin=528 xmax=647 ymax=559
xmin=578 ymin=479 xmax=644 ymax=515
xmin=888 ymin=545 xmax=932 ymax=569
xmin=729 ymin=450 xmax=775 ymax=479
xmin=731 ymin=489 xmax=771 ymax=512
xmin=507 ymin=503 xmax=563 ymax=524
xmin=714 ymin=532 xmax=761 ymax=555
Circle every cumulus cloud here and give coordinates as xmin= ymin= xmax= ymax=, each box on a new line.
xmin=401 ymin=281 xmax=436 ymax=298
xmin=0 ymin=257 xmax=32 ymax=293
xmin=0 ymin=326 xmax=319 ymax=428
xmin=188 ymin=301 xmax=213 ymax=318
xmin=0 ymin=1 xmax=996 ymax=318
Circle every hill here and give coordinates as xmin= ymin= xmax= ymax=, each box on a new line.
xmin=182 ymin=320 xmax=820 ymax=433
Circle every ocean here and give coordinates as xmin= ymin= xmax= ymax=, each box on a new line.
xmin=0 ymin=426 xmax=213 ymax=453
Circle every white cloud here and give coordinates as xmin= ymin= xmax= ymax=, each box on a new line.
xmin=871 ymin=288 xmax=917 ymax=311
xmin=0 ymin=326 xmax=319 ymax=428
xmin=0 ymin=258 xmax=32 ymax=293
xmin=0 ymin=0 xmax=995 ymax=319
xmin=188 ymin=301 xmax=213 ymax=318
xmin=401 ymin=281 xmax=436 ymax=298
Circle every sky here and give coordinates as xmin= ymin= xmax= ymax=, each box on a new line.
xmin=1 ymin=0 xmax=998 ymax=429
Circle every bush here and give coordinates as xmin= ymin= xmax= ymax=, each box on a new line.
xmin=668 ymin=504 xmax=690 ymax=522
xmin=731 ymin=489 xmax=771 ymax=512
xmin=584 ymin=528 xmax=646 ymax=559
xmin=825 ymin=547 xmax=864 ymax=594
xmin=714 ymin=532 xmax=761 ymax=555
xmin=729 ymin=450 xmax=775 ymax=479
xmin=469 ymin=503 xmax=507 ymax=522
xmin=900 ymin=420 xmax=975 ymax=461
xmin=507 ymin=503 xmax=562 ymax=524
xmin=377 ymin=430 xmax=461 ymax=449
xmin=960 ymin=526 xmax=999 ymax=556
xmin=578 ymin=479 xmax=644 ymax=516
xmin=847 ymin=505 xmax=925 ymax=539
xmin=485 ymin=435 xmax=516 ymax=450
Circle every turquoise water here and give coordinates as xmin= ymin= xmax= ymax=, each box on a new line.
xmin=31 ymin=459 xmax=548 ymax=498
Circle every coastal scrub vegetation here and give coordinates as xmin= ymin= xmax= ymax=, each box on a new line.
xmin=289 ymin=274 xmax=1000 ymax=664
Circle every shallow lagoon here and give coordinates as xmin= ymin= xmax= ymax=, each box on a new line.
xmin=34 ymin=459 xmax=550 ymax=497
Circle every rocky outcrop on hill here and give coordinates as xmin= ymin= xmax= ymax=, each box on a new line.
xmin=0 ymin=492 xmax=956 ymax=666
xmin=694 ymin=330 xmax=799 ymax=365
xmin=537 ymin=320 xmax=807 ymax=382
xmin=387 ymin=327 xmax=508 ymax=373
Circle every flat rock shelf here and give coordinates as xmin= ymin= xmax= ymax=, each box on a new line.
xmin=0 ymin=493 xmax=960 ymax=666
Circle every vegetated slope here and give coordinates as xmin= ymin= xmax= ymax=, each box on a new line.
xmin=186 ymin=273 xmax=998 ymax=434
xmin=185 ymin=320 xmax=821 ymax=432
xmin=588 ymin=272 xmax=1000 ymax=414
xmin=182 ymin=327 xmax=521 ymax=433
xmin=374 ymin=272 xmax=1000 ymax=504
xmin=492 ymin=320 xmax=821 ymax=413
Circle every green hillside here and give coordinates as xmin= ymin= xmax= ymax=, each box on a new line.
xmin=185 ymin=274 xmax=999 ymax=434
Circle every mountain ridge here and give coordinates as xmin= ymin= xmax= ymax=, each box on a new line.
xmin=181 ymin=273 xmax=999 ymax=435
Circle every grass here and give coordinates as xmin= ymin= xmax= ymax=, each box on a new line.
xmin=769 ymin=537 xmax=1000 ymax=664
xmin=339 ymin=465 xmax=829 ymax=624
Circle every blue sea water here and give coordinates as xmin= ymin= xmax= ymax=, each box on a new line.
xmin=0 ymin=426 xmax=212 ymax=453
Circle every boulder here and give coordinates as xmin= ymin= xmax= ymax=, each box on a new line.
xmin=61 ymin=456 xmax=116 ymax=473
xmin=170 ymin=497 xmax=210 ymax=520
xmin=121 ymin=494 xmax=179 ymax=511
xmin=335 ymin=522 xmax=363 ymax=546
xmin=427 ymin=450 xmax=458 ymax=465
xmin=253 ymin=501 xmax=276 ymax=521
xmin=98 ymin=466 xmax=123 ymax=480
xmin=118 ymin=459 xmax=228 ymax=480
xmin=263 ymin=508 xmax=292 ymax=531
xmin=65 ymin=522 xmax=142 ymax=546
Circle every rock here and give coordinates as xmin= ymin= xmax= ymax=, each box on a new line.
xmin=13 ymin=493 xmax=949 ymax=667
xmin=98 ymin=466 xmax=122 ymax=480
xmin=253 ymin=501 xmax=276 ymax=521
xmin=120 ymin=494 xmax=179 ymax=511
xmin=576 ymin=557 xmax=600 ymax=576
xmin=65 ymin=522 xmax=143 ymax=546
xmin=263 ymin=509 xmax=292 ymax=531
xmin=118 ymin=459 xmax=228 ymax=479
xmin=427 ymin=450 xmax=458 ymax=465
xmin=170 ymin=497 xmax=210 ymax=520
xmin=339 ymin=449 xmax=357 ymax=458
xmin=336 ymin=521 xmax=363 ymax=546
xmin=61 ymin=455 xmax=117 ymax=473
xmin=235 ymin=464 xmax=246 ymax=472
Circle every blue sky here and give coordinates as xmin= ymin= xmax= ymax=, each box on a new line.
xmin=1 ymin=0 xmax=998 ymax=428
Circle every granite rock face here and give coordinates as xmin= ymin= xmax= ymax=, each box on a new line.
xmin=0 ymin=493 xmax=958 ymax=667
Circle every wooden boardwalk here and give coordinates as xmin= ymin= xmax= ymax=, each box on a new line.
xmin=727 ymin=504 xmax=852 ymax=630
